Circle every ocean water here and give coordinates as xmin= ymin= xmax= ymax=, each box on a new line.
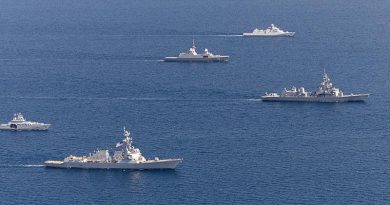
xmin=0 ymin=0 xmax=389 ymax=204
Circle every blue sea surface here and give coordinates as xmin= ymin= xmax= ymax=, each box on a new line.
xmin=0 ymin=0 xmax=389 ymax=204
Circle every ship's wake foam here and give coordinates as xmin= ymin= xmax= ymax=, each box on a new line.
xmin=0 ymin=164 xmax=44 ymax=168
xmin=247 ymin=98 xmax=262 ymax=101
xmin=0 ymin=96 xmax=261 ymax=102
xmin=110 ymin=34 xmax=243 ymax=37
xmin=211 ymin=34 xmax=243 ymax=37
xmin=127 ymin=59 xmax=164 ymax=62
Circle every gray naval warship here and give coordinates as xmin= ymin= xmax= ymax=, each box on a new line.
xmin=0 ymin=113 xmax=50 ymax=131
xmin=261 ymin=70 xmax=369 ymax=102
xmin=243 ymin=24 xmax=295 ymax=37
xmin=164 ymin=40 xmax=229 ymax=62
xmin=45 ymin=128 xmax=182 ymax=170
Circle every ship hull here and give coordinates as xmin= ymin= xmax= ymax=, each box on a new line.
xmin=0 ymin=124 xmax=50 ymax=131
xmin=164 ymin=56 xmax=229 ymax=62
xmin=243 ymin=32 xmax=295 ymax=37
xmin=44 ymin=159 xmax=182 ymax=170
xmin=261 ymin=94 xmax=369 ymax=102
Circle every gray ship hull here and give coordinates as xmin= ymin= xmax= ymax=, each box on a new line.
xmin=261 ymin=94 xmax=369 ymax=102
xmin=0 ymin=124 xmax=50 ymax=131
xmin=164 ymin=56 xmax=229 ymax=62
xmin=44 ymin=159 xmax=182 ymax=170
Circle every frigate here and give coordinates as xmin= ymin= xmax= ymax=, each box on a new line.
xmin=243 ymin=24 xmax=295 ymax=37
xmin=0 ymin=113 xmax=50 ymax=131
xmin=164 ymin=40 xmax=229 ymax=62
xmin=261 ymin=70 xmax=369 ymax=102
xmin=45 ymin=128 xmax=182 ymax=170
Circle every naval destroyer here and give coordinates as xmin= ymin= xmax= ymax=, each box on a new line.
xmin=164 ymin=40 xmax=229 ymax=62
xmin=243 ymin=24 xmax=295 ymax=37
xmin=45 ymin=128 xmax=182 ymax=170
xmin=261 ymin=70 xmax=369 ymax=102
xmin=0 ymin=113 xmax=50 ymax=131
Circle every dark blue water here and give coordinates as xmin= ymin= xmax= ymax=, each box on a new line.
xmin=0 ymin=0 xmax=389 ymax=204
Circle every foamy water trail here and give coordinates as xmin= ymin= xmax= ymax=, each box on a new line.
xmin=0 ymin=164 xmax=44 ymax=168
xmin=0 ymin=58 xmax=43 ymax=61
xmin=104 ymin=34 xmax=243 ymax=37
xmin=0 ymin=96 xmax=129 ymax=100
xmin=212 ymin=34 xmax=243 ymax=37
xmin=0 ymin=96 xmax=260 ymax=102
xmin=127 ymin=59 xmax=164 ymax=62
xmin=21 ymin=164 xmax=45 ymax=167
xmin=247 ymin=98 xmax=262 ymax=102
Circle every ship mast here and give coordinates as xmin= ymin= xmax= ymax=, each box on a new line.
xmin=192 ymin=39 xmax=196 ymax=49
xmin=189 ymin=39 xmax=197 ymax=55
xmin=318 ymin=68 xmax=334 ymax=94
xmin=123 ymin=127 xmax=133 ymax=158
